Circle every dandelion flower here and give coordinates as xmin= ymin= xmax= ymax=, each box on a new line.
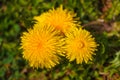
xmin=20 ymin=25 xmax=64 ymax=69
xmin=34 ymin=5 xmax=79 ymax=33
xmin=65 ymin=27 xmax=98 ymax=64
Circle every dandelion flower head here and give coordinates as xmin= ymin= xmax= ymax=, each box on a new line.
xmin=65 ymin=27 xmax=98 ymax=64
xmin=34 ymin=5 xmax=79 ymax=33
xmin=20 ymin=25 xmax=64 ymax=69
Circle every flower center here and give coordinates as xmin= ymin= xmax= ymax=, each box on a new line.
xmin=37 ymin=42 xmax=43 ymax=49
xmin=56 ymin=25 xmax=61 ymax=30
xmin=78 ymin=41 xmax=84 ymax=49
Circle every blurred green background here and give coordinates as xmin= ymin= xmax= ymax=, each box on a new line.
xmin=0 ymin=0 xmax=120 ymax=80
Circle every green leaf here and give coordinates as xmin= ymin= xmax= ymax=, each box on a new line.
xmin=111 ymin=51 xmax=120 ymax=68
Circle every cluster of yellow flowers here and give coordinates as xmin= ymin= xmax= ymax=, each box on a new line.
xmin=20 ymin=5 xmax=98 ymax=69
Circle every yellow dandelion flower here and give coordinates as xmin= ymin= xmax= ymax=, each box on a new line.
xmin=20 ymin=25 xmax=65 ymax=69
xmin=34 ymin=5 xmax=79 ymax=33
xmin=65 ymin=27 xmax=98 ymax=64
